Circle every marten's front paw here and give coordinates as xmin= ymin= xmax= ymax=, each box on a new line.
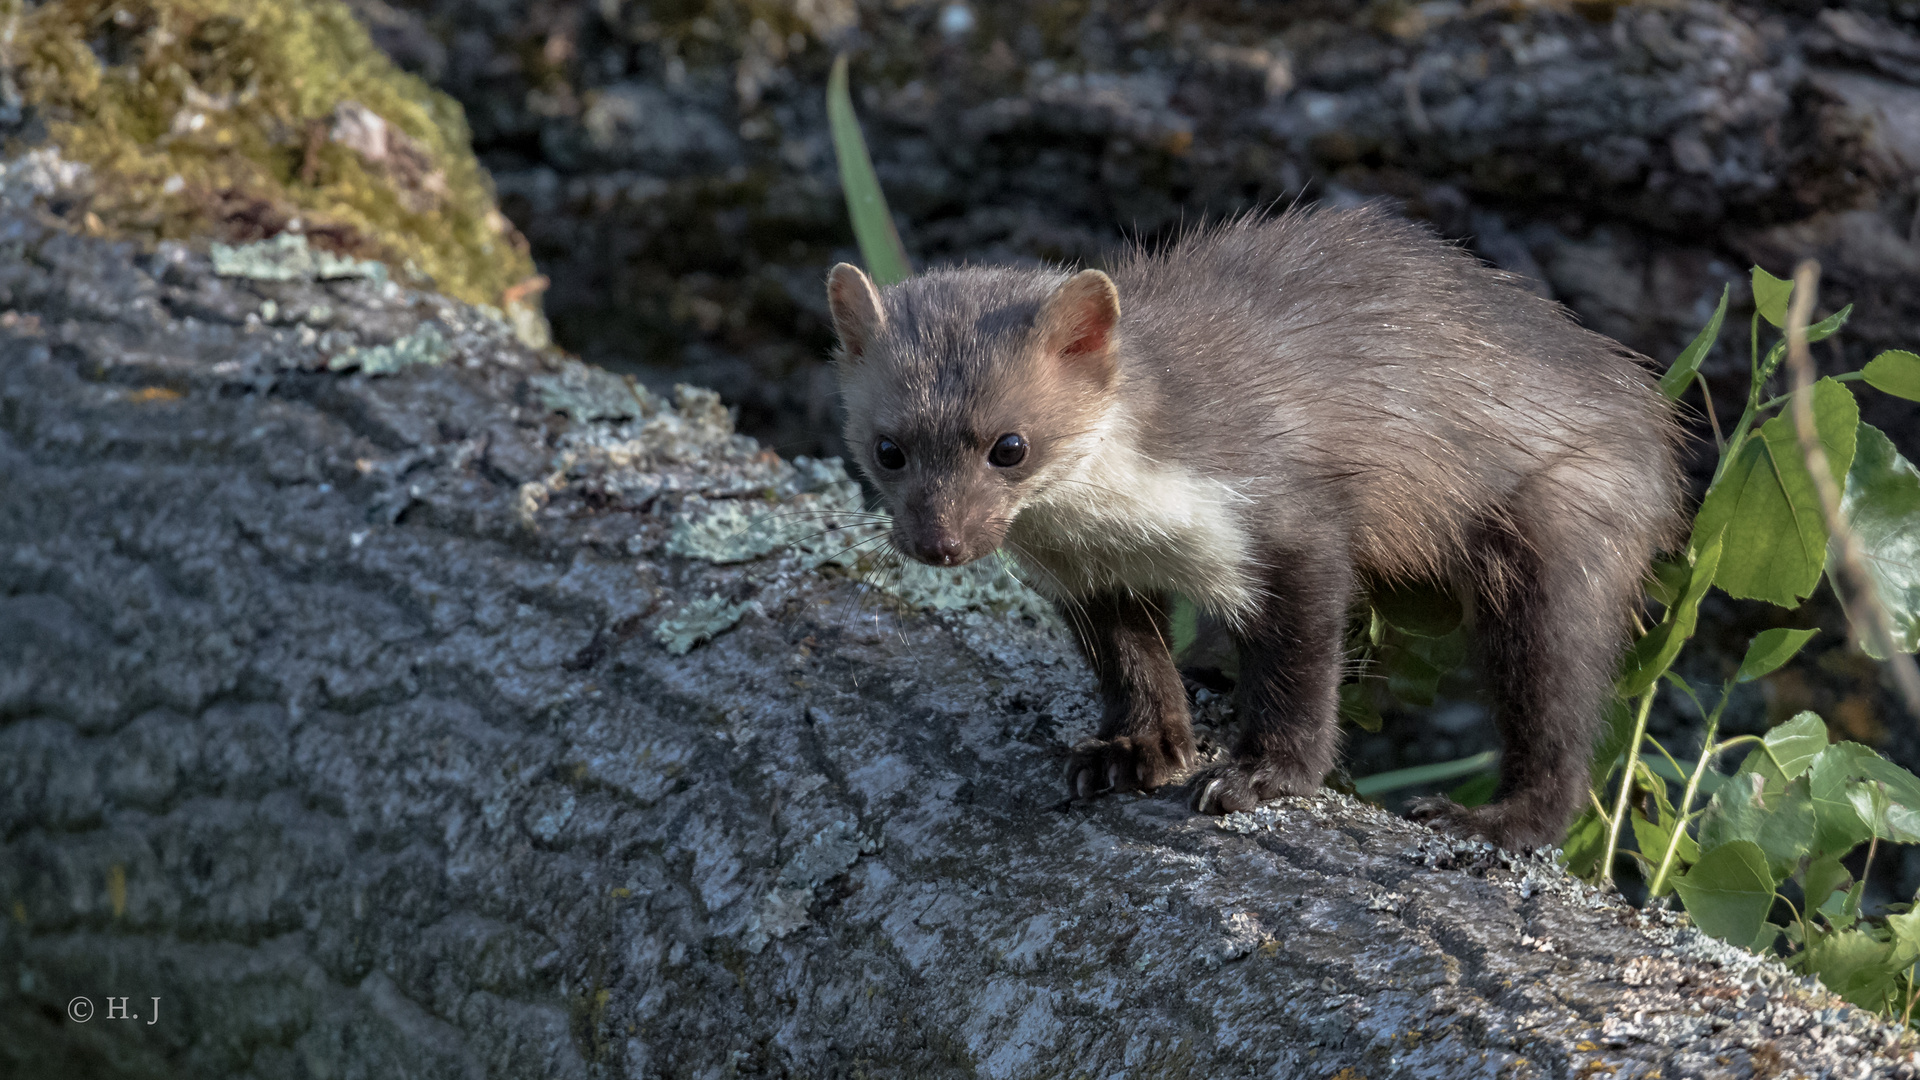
xmin=1407 ymin=797 xmax=1560 ymax=852
xmin=1188 ymin=760 xmax=1319 ymax=815
xmin=1065 ymin=733 xmax=1194 ymax=799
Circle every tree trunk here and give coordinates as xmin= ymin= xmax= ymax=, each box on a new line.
xmin=0 ymin=213 xmax=1910 ymax=1077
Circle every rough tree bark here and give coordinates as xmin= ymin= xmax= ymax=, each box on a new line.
xmin=1 ymin=212 xmax=1914 ymax=1077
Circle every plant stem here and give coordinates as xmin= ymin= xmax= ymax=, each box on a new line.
xmin=1589 ymin=787 xmax=1613 ymax=820
xmin=1643 ymin=738 xmax=1688 ymax=779
xmin=1711 ymin=734 xmax=1765 ymax=757
xmin=1706 ymin=318 xmax=1762 ymax=492
xmin=1648 ymin=713 xmax=1722 ymax=898
xmin=1601 ymin=690 xmax=1658 ymax=887
xmin=1752 ymin=370 xmax=1867 ymax=413
xmin=1779 ymin=891 xmax=1804 ymax=959
xmin=1694 ymin=372 xmax=1725 ymax=452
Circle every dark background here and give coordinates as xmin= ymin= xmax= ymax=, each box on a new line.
xmin=343 ymin=0 xmax=1919 ymax=461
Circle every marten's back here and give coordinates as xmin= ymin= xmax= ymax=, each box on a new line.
xmin=1107 ymin=206 xmax=1685 ymax=580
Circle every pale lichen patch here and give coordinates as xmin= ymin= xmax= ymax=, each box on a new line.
xmin=528 ymin=365 xmax=659 ymax=423
xmin=653 ymin=594 xmax=751 ymax=655
xmin=210 ymin=231 xmax=386 ymax=282
xmin=326 ymin=323 xmax=448 ymax=375
xmin=743 ymin=820 xmax=877 ymax=953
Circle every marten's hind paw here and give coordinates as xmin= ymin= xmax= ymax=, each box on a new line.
xmin=1408 ymin=797 xmax=1561 ymax=852
xmin=1065 ymin=734 xmax=1193 ymax=800
xmin=1188 ymin=760 xmax=1319 ymax=815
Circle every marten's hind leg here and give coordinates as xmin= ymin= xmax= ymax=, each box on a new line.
xmin=1412 ymin=482 xmax=1651 ymax=850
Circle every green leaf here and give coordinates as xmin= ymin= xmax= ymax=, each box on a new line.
xmin=1692 ymin=378 xmax=1860 ymax=606
xmin=1641 ymin=757 xmax=1680 ymax=818
xmin=1736 ymin=628 xmax=1819 ymax=684
xmin=1382 ymin=628 xmax=1467 ymax=709
xmin=1760 ymin=710 xmax=1829 ymax=778
xmin=1803 ymin=853 xmax=1852 ymax=917
xmin=1618 ymin=534 xmax=1723 ymax=697
xmin=1661 ymin=285 xmax=1729 ymax=400
xmin=1800 ymin=740 xmax=1920 ymax=849
xmin=1803 ymin=304 xmax=1853 ymax=345
xmin=1817 ymin=880 xmax=1859 ymax=932
xmin=1755 ymin=308 xmax=1854 ymax=392
xmin=1863 ymin=350 xmax=1920 ymax=402
xmin=1370 ymin=580 xmax=1463 ymax=638
xmin=827 ymin=54 xmax=912 ymax=287
xmin=1733 ymin=744 xmax=1791 ymax=790
xmin=1803 ymin=929 xmax=1900 ymax=1013
xmin=1632 ymin=807 xmax=1699 ymax=893
xmin=1673 ymin=839 xmax=1777 ymax=946
xmin=1337 ymin=681 xmax=1383 ymax=733
xmin=1851 ymin=749 xmax=1920 ymax=811
xmin=1698 ymin=771 xmax=1815 ymax=883
xmin=1752 ymin=266 xmax=1793 ymax=328
xmin=1837 ymin=423 xmax=1920 ymax=657
xmin=1886 ymin=904 xmax=1920 ymax=970
xmin=1385 ymin=647 xmax=1442 ymax=707
xmin=1559 ymin=805 xmax=1608 ymax=878
xmin=1646 ymin=556 xmax=1692 ymax=607
xmin=1809 ymin=744 xmax=1877 ymax=858
xmin=1848 ymin=784 xmax=1920 ymax=843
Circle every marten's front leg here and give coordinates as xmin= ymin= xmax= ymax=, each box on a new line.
xmin=1061 ymin=590 xmax=1195 ymax=798
xmin=1191 ymin=547 xmax=1351 ymax=814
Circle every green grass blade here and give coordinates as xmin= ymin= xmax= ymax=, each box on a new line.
xmin=1353 ymin=750 xmax=1498 ymax=796
xmin=827 ymin=54 xmax=912 ymax=287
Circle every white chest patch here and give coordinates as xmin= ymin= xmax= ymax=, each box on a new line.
xmin=1003 ymin=430 xmax=1260 ymax=625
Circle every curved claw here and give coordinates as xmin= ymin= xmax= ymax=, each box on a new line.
xmin=1188 ymin=759 xmax=1322 ymax=816
xmin=1192 ymin=777 xmax=1224 ymax=814
xmin=1063 ymin=733 xmax=1194 ymax=802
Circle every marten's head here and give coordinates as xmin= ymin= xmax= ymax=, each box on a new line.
xmin=826 ymin=262 xmax=1121 ymax=567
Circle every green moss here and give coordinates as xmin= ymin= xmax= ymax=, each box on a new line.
xmin=4 ymin=0 xmax=545 ymax=325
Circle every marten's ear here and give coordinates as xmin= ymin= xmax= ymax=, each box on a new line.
xmin=826 ymin=263 xmax=886 ymax=362
xmin=1036 ymin=269 xmax=1120 ymax=391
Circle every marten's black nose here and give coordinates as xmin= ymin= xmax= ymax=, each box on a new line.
xmin=911 ymin=528 xmax=965 ymax=566
xmin=928 ymin=534 xmax=963 ymax=565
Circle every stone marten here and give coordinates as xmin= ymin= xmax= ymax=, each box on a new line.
xmin=825 ymin=205 xmax=1684 ymax=850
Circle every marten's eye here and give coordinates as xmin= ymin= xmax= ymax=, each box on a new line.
xmin=988 ymin=433 xmax=1028 ymax=468
xmin=874 ymin=437 xmax=906 ymax=471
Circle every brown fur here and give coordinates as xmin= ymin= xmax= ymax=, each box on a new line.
xmin=828 ymin=205 xmax=1686 ymax=850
